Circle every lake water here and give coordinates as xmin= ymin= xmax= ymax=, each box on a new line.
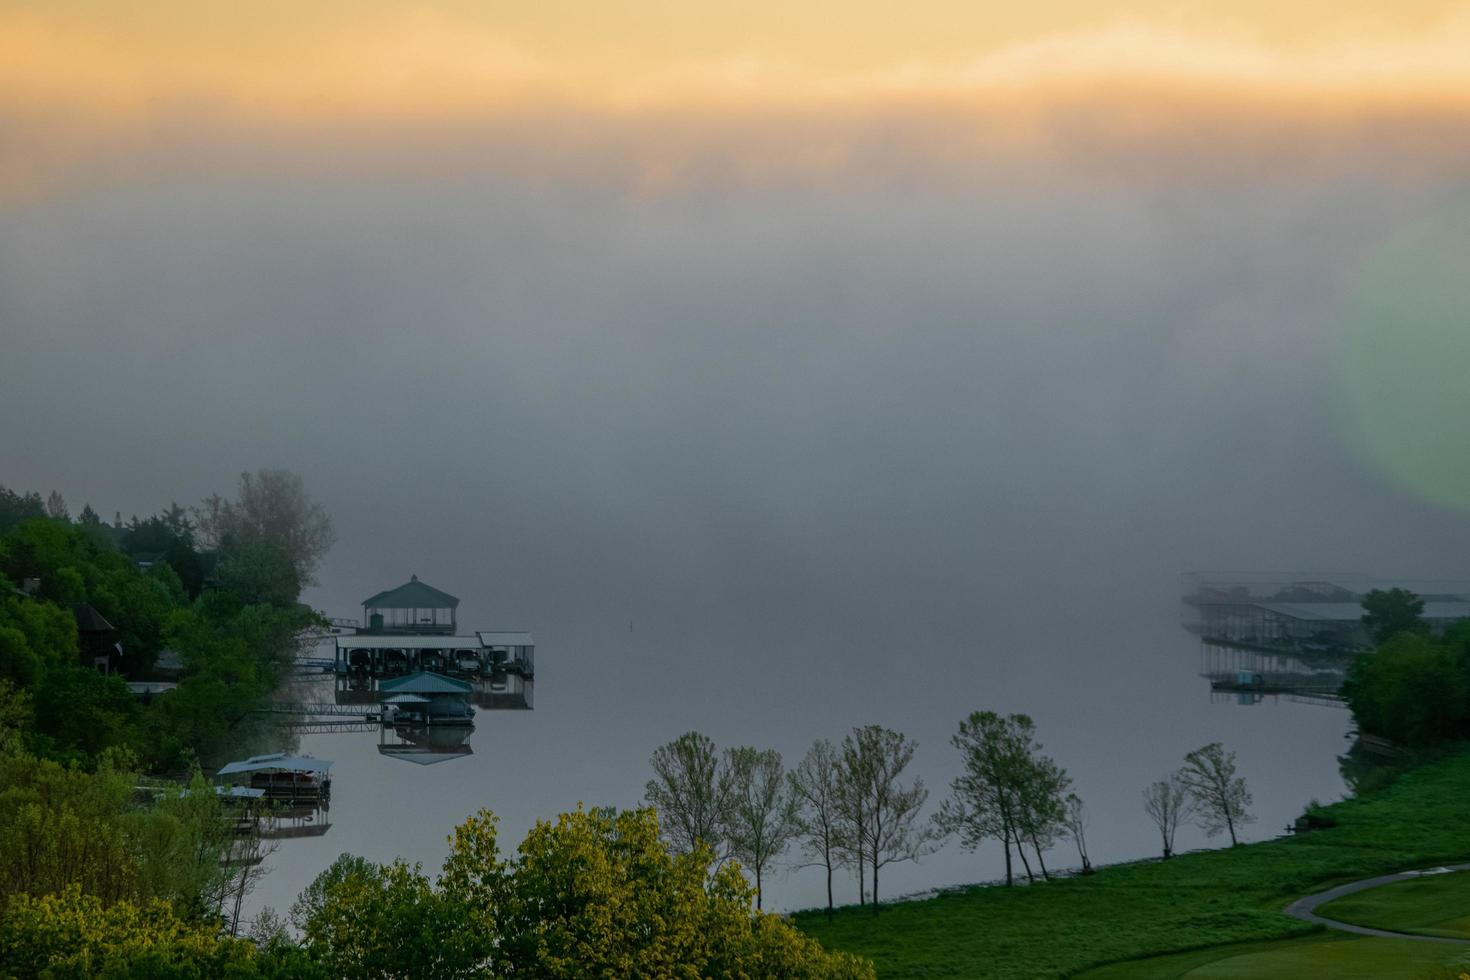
xmin=245 ymin=580 xmax=1351 ymax=921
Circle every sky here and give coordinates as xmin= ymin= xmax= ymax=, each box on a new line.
xmin=5 ymin=0 xmax=1470 ymax=913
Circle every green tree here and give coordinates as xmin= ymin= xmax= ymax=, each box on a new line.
xmin=722 ymin=746 xmax=800 ymax=909
xmin=0 ymin=887 xmax=258 ymax=977
xmin=789 ymin=738 xmax=846 ymax=919
xmin=644 ymin=731 xmax=732 ymax=857
xmin=301 ymin=859 xmax=479 ymax=980
xmin=1361 ymin=587 xmax=1428 ymax=644
xmin=935 ymin=711 xmax=1048 ymax=886
xmin=1142 ymin=773 xmax=1194 ymax=859
xmin=216 ymin=534 xmax=302 ymax=608
xmin=1342 ymin=629 xmax=1470 ymax=746
xmin=1178 ymin=742 xmax=1253 ymax=846
xmin=197 ymin=469 xmax=335 ymax=588
xmin=837 ymin=725 xmax=933 ymax=911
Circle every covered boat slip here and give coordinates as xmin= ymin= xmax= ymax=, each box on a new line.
xmin=378 ymin=671 xmax=475 ymax=725
xmin=215 ymin=753 xmax=333 ymax=804
xmin=333 ymin=633 xmax=535 ymax=680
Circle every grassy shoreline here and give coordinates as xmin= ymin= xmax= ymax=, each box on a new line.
xmin=794 ymin=745 xmax=1470 ymax=978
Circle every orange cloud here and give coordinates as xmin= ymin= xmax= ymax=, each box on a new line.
xmin=5 ymin=5 xmax=1470 ymax=199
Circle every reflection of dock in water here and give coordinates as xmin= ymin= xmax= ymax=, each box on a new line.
xmin=377 ymin=723 xmax=474 ymax=766
xmin=1199 ymin=641 xmax=1349 ymax=707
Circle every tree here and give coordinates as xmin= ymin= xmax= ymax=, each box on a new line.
xmin=644 ymin=731 xmax=732 ymax=857
xmin=837 ymin=725 xmax=934 ymax=912
xmin=935 ymin=711 xmax=1056 ymax=886
xmin=1062 ymin=792 xmax=1092 ymax=874
xmin=1178 ymin=742 xmax=1253 ymax=845
xmin=722 ymin=746 xmax=800 ymax=909
xmin=1361 ymin=587 xmax=1428 ymax=644
xmin=1014 ymin=752 xmax=1070 ymax=880
xmin=44 ymin=491 xmax=67 ymax=521
xmin=1342 ymin=627 xmax=1470 ymax=746
xmin=789 ymin=738 xmax=846 ymax=919
xmin=1142 ymin=774 xmax=1195 ymax=859
xmin=216 ymin=534 xmax=302 ymax=607
xmin=196 ymin=468 xmax=335 ymax=587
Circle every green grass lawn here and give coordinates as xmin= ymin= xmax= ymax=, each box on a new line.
xmin=1317 ymin=870 xmax=1470 ymax=940
xmin=1080 ymin=933 xmax=1470 ymax=979
xmin=795 ymin=746 xmax=1470 ymax=978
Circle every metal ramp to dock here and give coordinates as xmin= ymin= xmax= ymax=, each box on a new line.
xmin=257 ymin=701 xmax=382 ymax=720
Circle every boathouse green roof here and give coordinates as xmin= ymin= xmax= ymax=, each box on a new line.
xmin=363 ymin=575 xmax=459 ymax=610
xmin=378 ymin=670 xmax=473 ymax=695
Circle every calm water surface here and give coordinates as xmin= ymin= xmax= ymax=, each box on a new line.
xmin=247 ymin=584 xmax=1351 ymax=920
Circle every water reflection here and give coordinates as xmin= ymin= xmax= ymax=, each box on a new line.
xmin=378 ymin=724 xmax=475 ymax=766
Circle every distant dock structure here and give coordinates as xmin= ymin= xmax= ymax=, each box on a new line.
xmin=330 ymin=576 xmax=535 ymax=710
xmin=1183 ymin=573 xmax=1470 ymax=706
xmin=1182 ymin=572 xmax=1470 ymax=656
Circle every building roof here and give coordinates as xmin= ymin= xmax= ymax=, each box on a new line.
xmin=382 ymin=693 xmax=432 ymax=704
xmin=476 ymin=631 xmax=535 ymax=647
xmin=1255 ymin=601 xmax=1470 ymax=623
xmin=336 ymin=635 xmax=484 ymax=651
xmin=71 ymin=604 xmax=115 ymax=633
xmin=216 ymin=753 xmax=333 ymax=777
xmin=363 ymin=575 xmax=458 ymax=610
xmin=378 ymin=671 xmax=473 ymax=695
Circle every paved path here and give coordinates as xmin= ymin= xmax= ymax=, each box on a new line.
xmin=1284 ymin=863 xmax=1470 ymax=944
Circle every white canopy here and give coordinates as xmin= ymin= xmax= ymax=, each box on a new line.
xmin=217 ymin=753 xmax=333 ymax=777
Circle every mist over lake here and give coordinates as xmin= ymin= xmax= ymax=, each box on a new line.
xmin=4 ymin=140 xmax=1469 ymax=917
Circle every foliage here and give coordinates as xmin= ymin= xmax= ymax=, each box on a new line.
xmin=1360 ymin=587 xmax=1429 ymax=644
xmin=836 ymin=725 xmax=934 ymax=909
xmin=795 ymin=744 xmax=1470 ymax=979
xmin=1178 ymin=742 xmax=1253 ymax=845
xmin=644 ymin=731 xmax=732 ymax=856
xmin=0 ymin=886 xmax=260 ymax=978
xmin=0 ymin=488 xmax=44 ymax=535
xmin=196 ymin=469 xmax=335 ymax=588
xmin=1342 ymin=625 xmax=1470 ymax=747
xmin=1141 ymin=773 xmax=1194 ymax=859
xmin=0 ymin=756 xmax=240 ymax=918
xmin=789 ymin=738 xmax=846 ymax=919
xmin=299 ymin=805 xmax=874 ymax=979
xmin=723 ymin=746 xmax=800 ymax=909
xmin=934 ymin=711 xmax=1066 ymax=886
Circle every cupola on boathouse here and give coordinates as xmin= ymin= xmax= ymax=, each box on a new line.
xmin=361 ymin=575 xmax=458 ymax=635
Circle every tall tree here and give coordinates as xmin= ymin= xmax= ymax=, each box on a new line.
xmin=1361 ymin=587 xmax=1428 ymax=644
xmin=644 ymin=731 xmax=732 ymax=857
xmin=1178 ymin=742 xmax=1253 ymax=846
xmin=196 ymin=469 xmax=334 ymax=586
xmin=1062 ymin=793 xmax=1092 ymax=874
xmin=722 ymin=746 xmax=800 ymax=909
xmin=1142 ymin=774 xmax=1194 ymax=859
xmin=44 ymin=491 xmax=67 ymax=521
xmin=789 ymin=739 xmax=846 ymax=920
xmin=1015 ymin=752 xmax=1070 ymax=880
xmin=838 ymin=725 xmax=933 ymax=912
xmin=935 ymin=711 xmax=1052 ymax=886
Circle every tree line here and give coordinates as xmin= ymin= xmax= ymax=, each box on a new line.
xmin=0 ymin=469 xmax=332 ymax=770
xmin=0 ymin=805 xmax=875 ymax=979
xmin=644 ymin=718 xmax=1255 ymax=917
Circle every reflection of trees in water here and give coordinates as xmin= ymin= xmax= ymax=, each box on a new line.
xmin=1336 ymin=739 xmax=1432 ymax=797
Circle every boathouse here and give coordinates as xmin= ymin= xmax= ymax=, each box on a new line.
xmin=215 ymin=753 xmax=333 ymax=804
xmin=361 ymin=575 xmax=458 ymax=634
xmin=379 ymin=671 xmax=474 ymax=724
xmin=332 ymin=577 xmax=537 ymax=710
